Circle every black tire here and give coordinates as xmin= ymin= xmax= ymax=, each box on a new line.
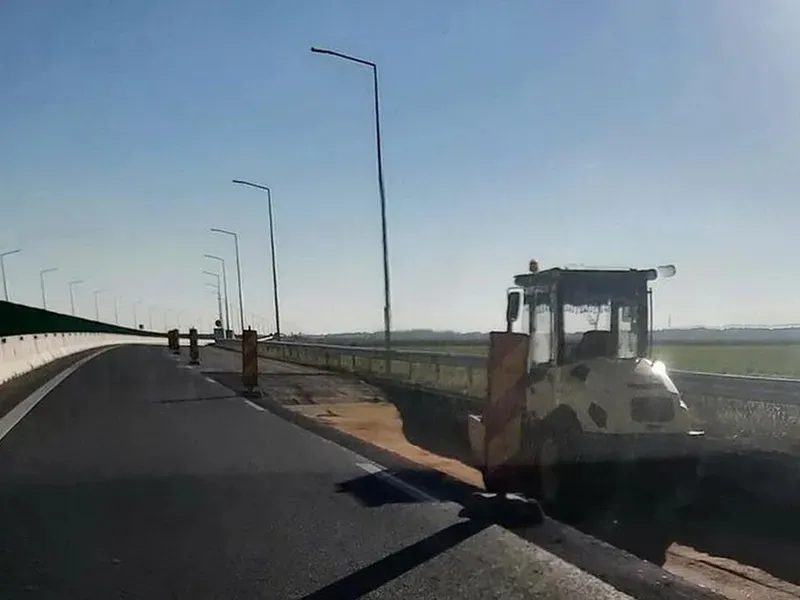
xmin=481 ymin=467 xmax=507 ymax=495
xmin=528 ymin=411 xmax=590 ymax=521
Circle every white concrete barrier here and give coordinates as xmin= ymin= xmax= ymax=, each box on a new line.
xmin=0 ymin=332 xmax=160 ymax=386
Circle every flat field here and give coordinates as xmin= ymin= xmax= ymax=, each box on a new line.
xmin=376 ymin=341 xmax=800 ymax=378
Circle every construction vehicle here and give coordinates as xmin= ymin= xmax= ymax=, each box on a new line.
xmin=467 ymin=260 xmax=704 ymax=519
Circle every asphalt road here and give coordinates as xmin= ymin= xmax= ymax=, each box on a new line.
xmin=0 ymin=345 xmax=632 ymax=600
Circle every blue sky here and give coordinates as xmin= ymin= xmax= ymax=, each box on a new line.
xmin=2 ymin=1 xmax=799 ymax=333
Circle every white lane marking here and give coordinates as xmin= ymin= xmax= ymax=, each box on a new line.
xmin=270 ymin=414 xmax=442 ymax=504
xmin=356 ymin=461 xmax=435 ymax=503
xmin=244 ymin=399 xmax=265 ymax=412
xmin=0 ymin=347 xmax=114 ymax=444
xmin=204 ymin=376 xmax=218 ymax=384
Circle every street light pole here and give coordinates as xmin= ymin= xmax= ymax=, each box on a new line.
xmin=40 ymin=267 xmax=58 ymax=310
xmin=114 ymin=296 xmax=120 ymax=325
xmin=0 ymin=249 xmax=22 ymax=302
xmin=210 ymin=228 xmax=244 ymax=336
xmin=133 ymin=300 xmax=141 ymax=329
xmin=148 ymin=306 xmax=155 ymax=331
xmin=93 ymin=290 xmax=105 ymax=321
xmin=204 ymin=254 xmax=231 ymax=335
xmin=68 ymin=279 xmax=83 ymax=316
xmin=203 ymin=270 xmax=224 ymax=328
xmin=232 ymin=179 xmax=281 ymax=338
xmin=310 ymin=46 xmax=392 ymax=369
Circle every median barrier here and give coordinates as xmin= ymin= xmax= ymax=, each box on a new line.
xmin=0 ymin=300 xmax=164 ymax=386
xmin=0 ymin=331 xmax=161 ymax=386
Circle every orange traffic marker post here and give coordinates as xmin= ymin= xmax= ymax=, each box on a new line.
xmin=189 ymin=328 xmax=200 ymax=365
xmin=241 ymin=329 xmax=260 ymax=397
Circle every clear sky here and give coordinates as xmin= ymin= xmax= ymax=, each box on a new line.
xmin=2 ymin=1 xmax=799 ymax=334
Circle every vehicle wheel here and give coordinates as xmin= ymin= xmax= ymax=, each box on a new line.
xmin=482 ymin=467 xmax=507 ymax=495
xmin=529 ymin=413 xmax=588 ymax=521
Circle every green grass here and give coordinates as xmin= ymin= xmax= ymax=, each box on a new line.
xmin=390 ymin=342 xmax=800 ymax=378
xmin=652 ymin=344 xmax=800 ymax=377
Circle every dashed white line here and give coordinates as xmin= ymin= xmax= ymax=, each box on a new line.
xmin=356 ymin=461 xmax=435 ymax=503
xmin=243 ymin=399 xmax=265 ymax=412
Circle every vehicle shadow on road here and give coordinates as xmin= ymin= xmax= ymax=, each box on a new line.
xmin=335 ymin=471 xmax=424 ymax=507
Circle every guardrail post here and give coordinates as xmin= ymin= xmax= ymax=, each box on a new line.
xmin=242 ymin=329 xmax=259 ymax=397
xmin=169 ymin=329 xmax=180 ymax=354
xmin=189 ymin=328 xmax=199 ymax=365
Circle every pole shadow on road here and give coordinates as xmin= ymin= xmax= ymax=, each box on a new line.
xmin=156 ymin=394 xmax=240 ymax=405
xmin=300 ymin=519 xmax=489 ymax=600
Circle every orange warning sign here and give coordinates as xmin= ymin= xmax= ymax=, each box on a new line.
xmin=484 ymin=331 xmax=528 ymax=476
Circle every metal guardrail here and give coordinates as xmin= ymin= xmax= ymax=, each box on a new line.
xmin=243 ymin=339 xmax=800 ymax=402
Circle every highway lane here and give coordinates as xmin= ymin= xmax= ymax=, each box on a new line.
xmin=0 ymin=345 xmax=631 ymax=600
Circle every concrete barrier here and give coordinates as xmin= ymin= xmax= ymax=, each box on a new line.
xmin=0 ymin=332 xmax=160 ymax=386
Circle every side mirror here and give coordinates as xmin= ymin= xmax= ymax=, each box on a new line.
xmin=505 ymin=290 xmax=522 ymax=332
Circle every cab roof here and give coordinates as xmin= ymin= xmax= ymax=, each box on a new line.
xmin=514 ymin=267 xmax=657 ymax=288
xmin=513 ymin=267 xmax=656 ymax=304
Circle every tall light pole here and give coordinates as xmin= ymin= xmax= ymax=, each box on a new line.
xmin=133 ymin=300 xmax=141 ymax=329
xmin=210 ymin=228 xmax=244 ymax=335
xmin=0 ymin=248 xmax=22 ymax=302
xmin=311 ymin=46 xmax=392 ymax=366
xmin=93 ymin=289 xmax=105 ymax=321
xmin=232 ymin=179 xmax=281 ymax=338
xmin=40 ymin=267 xmax=58 ymax=310
xmin=203 ymin=270 xmax=224 ymax=328
xmin=148 ymin=305 xmax=156 ymax=331
xmin=114 ymin=296 xmax=121 ymax=325
xmin=68 ymin=279 xmax=83 ymax=316
xmin=204 ymin=254 xmax=230 ymax=335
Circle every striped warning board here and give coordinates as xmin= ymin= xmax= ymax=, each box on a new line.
xmin=484 ymin=331 xmax=529 ymax=477
xmin=242 ymin=329 xmax=259 ymax=391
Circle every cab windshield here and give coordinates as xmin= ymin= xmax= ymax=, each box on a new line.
xmin=563 ymin=298 xmax=641 ymax=361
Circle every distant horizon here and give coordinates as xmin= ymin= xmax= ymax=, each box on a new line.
xmin=311 ymin=324 xmax=800 ymax=336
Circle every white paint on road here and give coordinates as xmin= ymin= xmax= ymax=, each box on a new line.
xmin=0 ymin=347 xmax=114 ymax=444
xmin=356 ymin=461 xmax=436 ymax=503
xmin=243 ymin=399 xmax=266 ymax=412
